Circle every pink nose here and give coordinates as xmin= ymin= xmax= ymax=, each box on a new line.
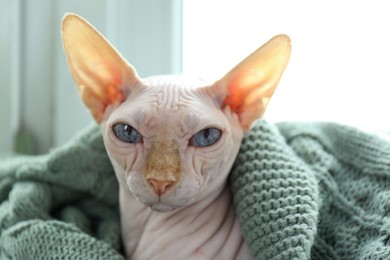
xmin=148 ymin=179 xmax=175 ymax=196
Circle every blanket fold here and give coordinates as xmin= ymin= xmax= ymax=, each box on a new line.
xmin=0 ymin=126 xmax=122 ymax=259
xmin=1 ymin=121 xmax=389 ymax=259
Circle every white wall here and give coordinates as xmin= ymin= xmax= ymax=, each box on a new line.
xmin=183 ymin=0 xmax=390 ymax=133
xmin=0 ymin=0 xmax=13 ymax=155
xmin=0 ymin=0 xmax=182 ymax=155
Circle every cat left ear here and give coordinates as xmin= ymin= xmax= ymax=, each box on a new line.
xmin=62 ymin=13 xmax=140 ymax=123
xmin=208 ymin=35 xmax=291 ymax=131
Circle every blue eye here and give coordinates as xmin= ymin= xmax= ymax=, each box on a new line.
xmin=190 ymin=128 xmax=222 ymax=147
xmin=113 ymin=123 xmax=143 ymax=143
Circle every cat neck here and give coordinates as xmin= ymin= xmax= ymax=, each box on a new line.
xmin=119 ymin=184 xmax=252 ymax=259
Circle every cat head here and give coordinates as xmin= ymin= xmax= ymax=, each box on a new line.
xmin=62 ymin=14 xmax=290 ymax=211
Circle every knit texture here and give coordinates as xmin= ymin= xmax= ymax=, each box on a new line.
xmin=231 ymin=121 xmax=390 ymax=259
xmin=0 ymin=126 xmax=122 ymax=259
xmin=1 ymin=121 xmax=389 ymax=259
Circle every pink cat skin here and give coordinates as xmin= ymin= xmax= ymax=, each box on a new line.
xmin=62 ymin=14 xmax=290 ymax=259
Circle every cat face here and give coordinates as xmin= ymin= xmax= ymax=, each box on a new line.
xmin=101 ymin=77 xmax=244 ymax=211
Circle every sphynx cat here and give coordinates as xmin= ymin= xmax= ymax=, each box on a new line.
xmin=61 ymin=14 xmax=291 ymax=260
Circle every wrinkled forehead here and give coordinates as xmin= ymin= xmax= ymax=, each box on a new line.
xmin=142 ymin=75 xmax=212 ymax=89
xmin=134 ymin=75 xmax=215 ymax=112
xmin=110 ymin=75 xmax=224 ymax=136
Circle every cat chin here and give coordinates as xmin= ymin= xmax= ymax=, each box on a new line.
xmin=149 ymin=202 xmax=181 ymax=212
xmin=148 ymin=196 xmax=197 ymax=212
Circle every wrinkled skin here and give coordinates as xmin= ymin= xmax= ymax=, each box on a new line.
xmin=102 ymin=77 xmax=244 ymax=212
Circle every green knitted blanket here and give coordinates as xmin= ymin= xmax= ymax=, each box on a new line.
xmin=1 ymin=121 xmax=389 ymax=259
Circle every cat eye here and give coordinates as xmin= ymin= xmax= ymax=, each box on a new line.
xmin=112 ymin=123 xmax=143 ymax=143
xmin=189 ymin=128 xmax=222 ymax=147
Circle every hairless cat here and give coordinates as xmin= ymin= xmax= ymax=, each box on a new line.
xmin=62 ymin=14 xmax=290 ymax=259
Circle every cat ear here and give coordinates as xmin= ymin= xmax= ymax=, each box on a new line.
xmin=62 ymin=13 xmax=140 ymax=123
xmin=208 ymin=35 xmax=291 ymax=131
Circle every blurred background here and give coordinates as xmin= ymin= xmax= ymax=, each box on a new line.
xmin=1 ymin=0 xmax=389 ymax=156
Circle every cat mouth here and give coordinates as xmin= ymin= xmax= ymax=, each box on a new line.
xmin=127 ymin=173 xmax=201 ymax=212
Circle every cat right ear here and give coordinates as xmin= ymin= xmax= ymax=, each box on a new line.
xmin=205 ymin=35 xmax=291 ymax=132
xmin=62 ymin=13 xmax=140 ymax=123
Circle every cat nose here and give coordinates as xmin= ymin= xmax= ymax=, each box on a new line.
xmin=147 ymin=179 xmax=175 ymax=196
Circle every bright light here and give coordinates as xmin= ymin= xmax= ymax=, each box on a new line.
xmin=183 ymin=1 xmax=390 ymax=132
